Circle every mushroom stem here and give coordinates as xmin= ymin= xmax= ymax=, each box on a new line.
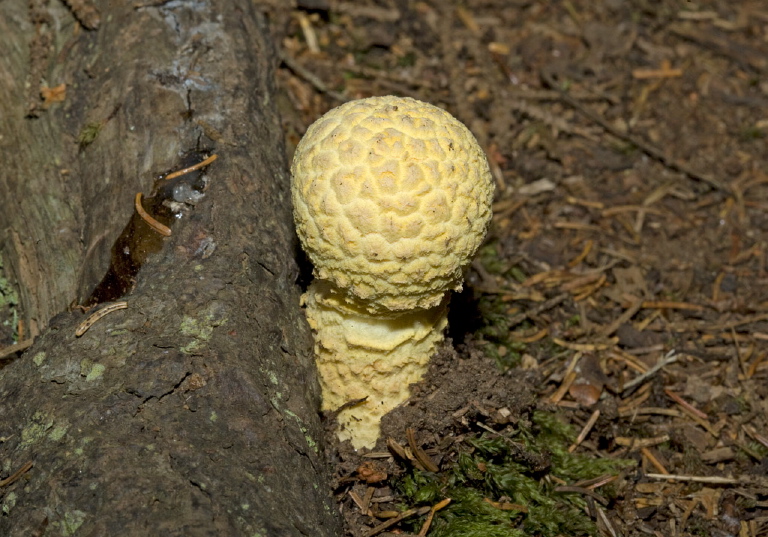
xmin=290 ymin=96 xmax=494 ymax=448
xmin=303 ymin=281 xmax=448 ymax=449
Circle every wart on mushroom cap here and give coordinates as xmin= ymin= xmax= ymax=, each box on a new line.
xmin=291 ymin=95 xmax=494 ymax=449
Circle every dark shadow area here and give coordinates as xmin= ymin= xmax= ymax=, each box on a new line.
xmin=446 ymin=284 xmax=485 ymax=345
xmin=84 ymin=151 xmax=216 ymax=306
xmin=293 ymin=242 xmax=314 ymax=292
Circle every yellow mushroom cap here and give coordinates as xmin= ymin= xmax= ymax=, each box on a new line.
xmin=291 ymin=96 xmax=494 ymax=313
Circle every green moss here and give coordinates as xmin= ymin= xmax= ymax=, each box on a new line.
xmin=0 ymin=254 xmax=19 ymax=341
xmin=180 ymin=315 xmax=214 ymax=340
xmin=284 ymin=409 xmax=318 ymax=454
xmin=78 ymin=122 xmax=102 ymax=149
xmin=80 ymin=360 xmax=105 ymax=382
xmin=0 ymin=255 xmax=18 ymax=309
xmin=2 ymin=492 xmax=17 ymax=515
xmin=610 ymin=140 xmax=640 ymax=156
xmin=394 ymin=411 xmax=634 ymax=537
xmin=740 ymin=125 xmax=765 ymax=141
xmin=749 ymin=442 xmax=768 ymax=458
xmin=475 ymin=294 xmax=527 ymax=369
xmin=33 ymin=351 xmax=47 ymax=366
xmin=48 ymin=424 xmax=69 ymax=442
xmin=397 ymin=52 xmax=416 ymax=67
xmin=180 ymin=305 xmax=228 ymax=354
xmin=478 ymin=244 xmax=507 ymax=275
xmin=61 ymin=509 xmax=87 ymax=535
xmin=508 ymin=266 xmax=527 ymax=284
xmin=473 ymin=241 xmax=542 ymax=369
xmin=20 ymin=411 xmax=54 ymax=449
xmin=565 ymin=314 xmax=581 ymax=328
xmin=429 ymin=488 xmax=526 ymax=537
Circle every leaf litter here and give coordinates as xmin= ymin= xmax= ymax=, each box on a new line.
xmin=277 ymin=1 xmax=768 ymax=535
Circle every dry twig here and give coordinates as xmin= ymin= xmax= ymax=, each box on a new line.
xmin=568 ymin=409 xmax=600 ymax=452
xmin=417 ymin=498 xmax=451 ymax=536
xmin=645 ymin=473 xmax=768 ymax=486
xmin=0 ymin=339 xmax=34 ymax=361
xmin=75 ymin=301 xmax=128 ymax=337
xmin=0 ymin=460 xmax=33 ymax=487
xmin=363 ymin=506 xmax=431 ymax=537
xmin=406 ymin=428 xmax=439 ymax=473
xmin=622 ymin=351 xmax=677 ymax=395
xmin=279 ymin=51 xmax=348 ymax=102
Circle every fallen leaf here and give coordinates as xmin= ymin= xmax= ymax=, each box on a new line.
xmin=569 ymin=382 xmax=602 ymax=406
xmin=40 ymin=83 xmax=66 ymax=107
xmin=356 ymin=461 xmax=387 ymax=484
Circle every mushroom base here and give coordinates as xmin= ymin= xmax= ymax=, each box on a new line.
xmin=302 ymin=280 xmax=449 ymax=449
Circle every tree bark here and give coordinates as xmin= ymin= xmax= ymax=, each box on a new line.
xmin=0 ymin=1 xmax=340 ymax=535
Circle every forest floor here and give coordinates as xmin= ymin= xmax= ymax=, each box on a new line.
xmin=277 ymin=1 xmax=768 ymax=536
xmin=2 ymin=1 xmax=765 ymax=535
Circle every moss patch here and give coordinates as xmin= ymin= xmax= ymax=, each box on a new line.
xmin=394 ymin=411 xmax=633 ymax=537
xmin=179 ymin=304 xmax=228 ymax=354
xmin=0 ymin=253 xmax=19 ymax=343
xmin=60 ymin=509 xmax=87 ymax=536
xmin=80 ymin=359 xmax=106 ymax=381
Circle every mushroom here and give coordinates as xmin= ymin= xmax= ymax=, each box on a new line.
xmin=291 ymin=96 xmax=494 ymax=449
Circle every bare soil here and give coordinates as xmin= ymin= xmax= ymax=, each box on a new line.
xmin=278 ymin=1 xmax=768 ymax=536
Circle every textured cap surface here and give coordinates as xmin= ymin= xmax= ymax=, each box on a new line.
xmin=291 ymin=96 xmax=494 ymax=312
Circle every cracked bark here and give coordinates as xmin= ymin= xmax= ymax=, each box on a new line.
xmin=0 ymin=1 xmax=340 ymax=536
